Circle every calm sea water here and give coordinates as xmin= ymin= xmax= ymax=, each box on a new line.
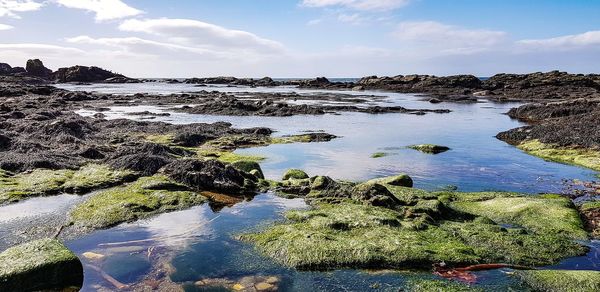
xmin=4 ymin=82 xmax=598 ymax=290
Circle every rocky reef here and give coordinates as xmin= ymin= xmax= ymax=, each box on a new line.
xmin=0 ymin=59 xmax=137 ymax=83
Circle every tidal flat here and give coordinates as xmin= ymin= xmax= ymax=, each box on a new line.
xmin=1 ymin=66 xmax=600 ymax=291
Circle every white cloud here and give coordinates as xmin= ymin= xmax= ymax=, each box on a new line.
xmin=393 ymin=21 xmax=508 ymax=54
xmin=307 ymin=18 xmax=322 ymax=26
xmin=337 ymin=13 xmax=366 ymax=25
xmin=54 ymin=0 xmax=142 ymax=21
xmin=118 ymin=18 xmax=285 ymax=54
xmin=0 ymin=23 xmax=13 ymax=30
xmin=0 ymin=0 xmax=43 ymax=18
xmin=517 ymin=31 xmax=600 ymax=51
xmin=66 ymin=35 xmax=231 ymax=58
xmin=302 ymin=0 xmax=410 ymax=11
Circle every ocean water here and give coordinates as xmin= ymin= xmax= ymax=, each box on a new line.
xmin=4 ymin=82 xmax=598 ymax=290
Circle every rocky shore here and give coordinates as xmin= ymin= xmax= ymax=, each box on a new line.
xmin=1 ymin=59 xmax=600 ymax=291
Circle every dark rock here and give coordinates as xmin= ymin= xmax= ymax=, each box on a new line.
xmin=163 ymin=159 xmax=250 ymax=195
xmin=52 ymin=65 xmax=129 ymax=83
xmin=351 ymin=183 xmax=403 ymax=209
xmin=25 ymin=59 xmax=52 ymax=78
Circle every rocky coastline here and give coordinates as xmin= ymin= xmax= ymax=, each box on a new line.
xmin=1 ymin=59 xmax=600 ymax=291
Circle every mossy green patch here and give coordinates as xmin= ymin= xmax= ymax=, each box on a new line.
xmin=370 ymin=152 xmax=389 ymax=158
xmin=242 ymin=182 xmax=588 ymax=270
xmin=282 ymin=169 xmax=309 ymax=180
xmin=69 ymin=175 xmax=207 ymax=229
xmin=516 ymin=270 xmax=600 ymax=292
xmin=198 ymin=149 xmax=266 ymax=163
xmin=0 ymin=238 xmax=83 ymax=291
xmin=405 ymin=278 xmax=480 ymax=292
xmin=518 ymin=139 xmax=600 ymax=171
xmin=581 ymin=201 xmax=600 ymax=210
xmin=408 ymin=144 xmax=451 ymax=154
xmin=449 ymin=193 xmax=587 ymax=240
xmin=144 ymin=134 xmax=175 ymax=145
xmin=0 ymin=164 xmax=134 ymax=204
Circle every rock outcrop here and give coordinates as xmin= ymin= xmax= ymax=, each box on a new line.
xmin=25 ymin=59 xmax=52 ymax=78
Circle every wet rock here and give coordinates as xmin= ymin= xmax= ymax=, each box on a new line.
xmin=282 ymin=169 xmax=309 ymax=180
xmin=231 ymin=160 xmax=264 ymax=179
xmin=0 ymin=134 xmax=11 ymax=150
xmin=351 ymin=182 xmax=403 ymax=209
xmin=368 ymin=174 xmax=413 ymax=187
xmin=408 ymin=144 xmax=451 ymax=154
xmin=109 ymin=154 xmax=171 ymax=176
xmin=25 ymin=59 xmax=52 ymax=78
xmin=0 ymin=238 xmax=83 ymax=291
xmin=173 ymin=132 xmax=215 ymax=147
xmin=164 ymin=159 xmax=250 ymax=194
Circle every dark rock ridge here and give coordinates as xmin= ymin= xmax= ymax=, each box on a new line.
xmin=497 ymin=98 xmax=600 ymax=149
xmin=0 ymin=59 xmax=138 ymax=83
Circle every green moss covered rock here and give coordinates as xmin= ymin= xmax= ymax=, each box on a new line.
xmin=231 ymin=161 xmax=264 ymax=179
xmin=69 ymin=175 xmax=207 ymax=229
xmin=0 ymin=164 xmax=135 ymax=204
xmin=282 ymin=169 xmax=309 ymax=180
xmin=516 ymin=270 xmax=600 ymax=292
xmin=408 ymin=144 xmax=451 ymax=154
xmin=0 ymin=239 xmax=83 ymax=291
xmin=368 ymin=174 xmax=414 ymax=188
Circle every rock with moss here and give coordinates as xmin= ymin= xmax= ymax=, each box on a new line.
xmin=0 ymin=164 xmax=135 ymax=204
xmin=242 ymin=180 xmax=588 ymax=270
xmin=282 ymin=169 xmax=309 ymax=180
xmin=405 ymin=278 xmax=479 ymax=292
xmin=579 ymin=201 xmax=600 ymax=238
xmin=0 ymin=238 xmax=83 ymax=291
xmin=516 ymin=139 xmax=600 ymax=171
xmin=447 ymin=192 xmax=588 ymax=240
xmin=163 ymin=159 xmax=255 ymax=195
xmin=368 ymin=174 xmax=414 ymax=187
xmin=231 ymin=161 xmax=264 ymax=179
xmin=370 ymin=152 xmax=388 ymax=158
xmin=408 ymin=144 xmax=451 ymax=154
xmin=516 ymin=270 xmax=600 ymax=292
xmin=69 ymin=175 xmax=207 ymax=229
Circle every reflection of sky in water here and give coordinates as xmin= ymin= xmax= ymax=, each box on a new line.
xmin=76 ymin=86 xmax=597 ymax=193
xmin=0 ymin=194 xmax=80 ymax=223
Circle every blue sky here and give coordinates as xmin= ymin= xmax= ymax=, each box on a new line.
xmin=0 ymin=0 xmax=599 ymax=77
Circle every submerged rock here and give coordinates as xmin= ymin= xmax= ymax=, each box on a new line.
xmin=408 ymin=144 xmax=451 ymax=154
xmin=0 ymin=238 xmax=83 ymax=291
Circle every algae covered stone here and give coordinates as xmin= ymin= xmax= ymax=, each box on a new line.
xmin=0 ymin=238 xmax=83 ymax=291
xmin=242 ymin=181 xmax=588 ymax=270
xmin=368 ymin=174 xmax=414 ymax=188
xmin=231 ymin=160 xmax=265 ymax=179
xmin=69 ymin=175 xmax=207 ymax=229
xmin=282 ymin=169 xmax=309 ymax=180
xmin=408 ymin=144 xmax=451 ymax=154
xmin=516 ymin=270 xmax=600 ymax=292
xmin=0 ymin=164 xmax=135 ymax=204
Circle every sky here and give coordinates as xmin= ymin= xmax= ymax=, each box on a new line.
xmin=0 ymin=0 xmax=599 ymax=78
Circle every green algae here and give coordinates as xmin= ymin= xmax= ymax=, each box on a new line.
xmin=230 ymin=160 xmax=264 ymax=179
xmin=408 ymin=144 xmax=451 ymax=154
xmin=448 ymin=193 xmax=587 ymax=240
xmin=405 ymin=278 xmax=480 ymax=292
xmin=580 ymin=201 xmax=600 ymax=210
xmin=242 ymin=177 xmax=589 ymax=270
xmin=198 ymin=149 xmax=266 ymax=163
xmin=0 ymin=238 xmax=83 ymax=291
xmin=282 ymin=169 xmax=309 ymax=180
xmin=516 ymin=270 xmax=600 ymax=292
xmin=371 ymin=152 xmax=389 ymax=158
xmin=368 ymin=174 xmax=414 ymax=188
xmin=144 ymin=134 xmax=175 ymax=145
xmin=518 ymin=139 xmax=600 ymax=171
xmin=0 ymin=164 xmax=135 ymax=204
xmin=69 ymin=175 xmax=207 ymax=229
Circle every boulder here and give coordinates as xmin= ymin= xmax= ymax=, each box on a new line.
xmin=25 ymin=59 xmax=52 ymax=78
xmin=0 ymin=239 xmax=83 ymax=291
xmin=52 ymin=65 xmax=127 ymax=83
xmin=0 ymin=63 xmax=12 ymax=75
xmin=231 ymin=160 xmax=264 ymax=179
xmin=351 ymin=183 xmax=402 ymax=209
xmin=282 ymin=169 xmax=309 ymax=180
xmin=164 ymin=159 xmax=250 ymax=194
xmin=368 ymin=174 xmax=413 ymax=188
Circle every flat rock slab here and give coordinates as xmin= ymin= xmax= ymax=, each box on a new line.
xmin=0 ymin=238 xmax=83 ymax=291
